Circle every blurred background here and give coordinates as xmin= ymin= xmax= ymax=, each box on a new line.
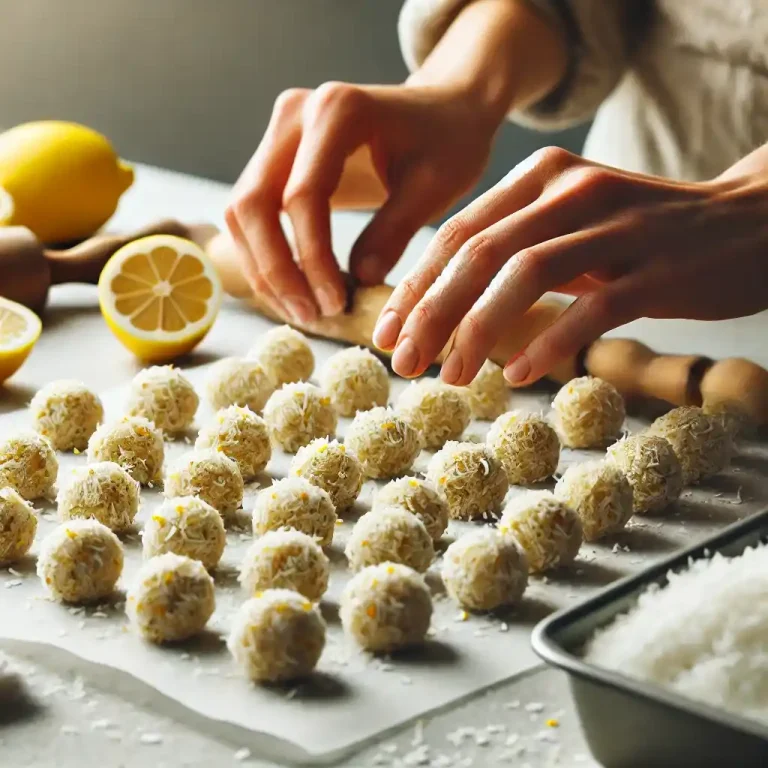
xmin=0 ymin=0 xmax=588 ymax=217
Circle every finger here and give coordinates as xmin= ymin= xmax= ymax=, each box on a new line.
xmin=283 ymin=83 xmax=370 ymax=316
xmin=230 ymin=89 xmax=320 ymax=324
xmin=437 ymin=222 xmax=630 ymax=385
xmin=372 ymin=148 xmax=557 ymax=352
xmin=350 ymin=164 xmax=455 ymax=286
xmin=503 ymin=273 xmax=647 ymax=387
xmin=224 ymin=209 xmax=287 ymax=320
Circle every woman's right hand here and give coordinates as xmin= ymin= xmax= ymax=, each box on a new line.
xmin=225 ymin=81 xmax=500 ymax=324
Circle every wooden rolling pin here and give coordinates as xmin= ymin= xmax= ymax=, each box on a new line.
xmin=0 ymin=219 xmax=217 ymax=312
xmin=206 ymin=229 xmax=768 ymax=426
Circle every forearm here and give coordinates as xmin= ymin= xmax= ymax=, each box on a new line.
xmin=405 ymin=0 xmax=569 ymax=125
xmin=718 ymin=142 xmax=768 ymax=182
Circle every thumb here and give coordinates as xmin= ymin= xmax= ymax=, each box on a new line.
xmin=349 ymin=166 xmax=449 ymax=285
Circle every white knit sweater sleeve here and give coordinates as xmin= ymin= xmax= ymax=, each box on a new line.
xmin=398 ymin=0 xmax=641 ymax=131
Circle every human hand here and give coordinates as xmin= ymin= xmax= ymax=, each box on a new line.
xmin=374 ymin=146 xmax=768 ymax=386
xmin=225 ymin=81 xmax=498 ymax=325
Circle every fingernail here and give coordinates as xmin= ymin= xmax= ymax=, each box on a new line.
xmin=440 ymin=349 xmax=463 ymax=385
xmin=504 ymin=354 xmax=531 ymax=385
xmin=284 ymin=296 xmax=317 ymax=325
xmin=316 ymin=284 xmax=344 ymax=317
xmin=392 ymin=337 xmax=419 ymax=377
xmin=372 ymin=310 xmax=402 ymax=350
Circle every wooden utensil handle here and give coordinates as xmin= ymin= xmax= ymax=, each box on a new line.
xmin=46 ymin=219 xmax=193 ymax=285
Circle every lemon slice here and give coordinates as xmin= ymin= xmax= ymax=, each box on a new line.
xmin=0 ymin=297 xmax=42 ymax=383
xmin=98 ymin=234 xmax=222 ymax=362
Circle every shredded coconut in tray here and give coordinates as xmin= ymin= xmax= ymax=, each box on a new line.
xmin=585 ymin=542 xmax=768 ymax=726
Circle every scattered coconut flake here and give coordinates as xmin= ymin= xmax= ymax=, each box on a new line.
xmin=5 ymin=580 xmax=22 ymax=589
xmin=499 ymin=622 xmax=509 ymax=633
xmin=139 ymin=732 xmax=164 ymax=745
xmin=234 ymin=747 xmax=251 ymax=761
xmin=60 ymin=725 xmax=79 ymax=735
xmin=90 ymin=719 xmax=113 ymax=730
xmin=524 ymin=702 xmax=545 ymax=713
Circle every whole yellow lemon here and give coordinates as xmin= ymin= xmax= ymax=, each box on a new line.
xmin=0 ymin=121 xmax=134 ymax=243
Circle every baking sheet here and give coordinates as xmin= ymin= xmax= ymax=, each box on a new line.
xmin=1 ymin=321 xmax=767 ymax=765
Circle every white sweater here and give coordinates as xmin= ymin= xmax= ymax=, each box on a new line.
xmin=399 ymin=0 xmax=768 ymax=181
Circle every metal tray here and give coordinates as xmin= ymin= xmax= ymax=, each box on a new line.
xmin=532 ymin=510 xmax=768 ymax=768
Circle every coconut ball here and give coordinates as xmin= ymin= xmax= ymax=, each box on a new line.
xmin=164 ymin=449 xmax=244 ymax=521
xmin=0 ymin=487 xmax=37 ymax=565
xmin=344 ymin=407 xmax=422 ymax=479
xmin=37 ymin=519 xmax=123 ymax=603
xmin=127 ymin=553 xmax=215 ymax=643
xmin=126 ymin=365 xmax=198 ymax=433
xmin=228 ymin=590 xmax=326 ymax=683
xmin=317 ymin=346 xmax=389 ymax=416
xmin=195 ymin=405 xmax=271 ymax=481
xmin=263 ymin=382 xmax=337 ymax=453
xmin=647 ymin=406 xmax=732 ymax=485
xmin=0 ymin=431 xmax=58 ymax=501
xmin=206 ymin=357 xmax=276 ymax=414
xmin=87 ymin=416 xmax=164 ymax=486
xmin=373 ymin=477 xmax=448 ymax=543
xmin=499 ymin=490 xmax=582 ymax=573
xmin=248 ymin=325 xmax=314 ymax=386
xmin=239 ymin=529 xmax=329 ymax=601
xmin=425 ymin=441 xmax=508 ymax=521
xmin=252 ymin=477 xmax=336 ymax=546
xmin=345 ymin=507 xmax=434 ymax=573
xmin=290 ymin=438 xmax=363 ymax=510
xmin=554 ymin=460 xmax=633 ymax=542
xmin=142 ymin=496 xmax=226 ymax=570
xmin=396 ymin=379 xmax=471 ymax=450
xmin=607 ymin=434 xmax=683 ymax=514
xmin=703 ymin=400 xmax=752 ymax=440
xmin=58 ymin=461 xmax=140 ymax=533
xmin=30 ymin=379 xmax=104 ymax=451
xmin=487 ymin=411 xmax=560 ymax=485
xmin=552 ymin=376 xmax=625 ymax=448
xmin=464 ymin=359 xmax=510 ymax=420
xmin=340 ymin=562 xmax=432 ymax=653
xmin=442 ymin=528 xmax=528 ymax=612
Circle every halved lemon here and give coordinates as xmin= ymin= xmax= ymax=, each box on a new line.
xmin=0 ymin=185 xmax=13 ymax=225
xmin=0 ymin=297 xmax=42 ymax=383
xmin=98 ymin=234 xmax=223 ymax=362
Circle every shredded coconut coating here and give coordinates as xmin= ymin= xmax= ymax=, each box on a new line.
xmin=248 ymin=325 xmax=315 ymax=386
xmin=340 ymin=562 xmax=432 ymax=653
xmin=607 ymin=434 xmax=683 ymax=515
xmin=126 ymin=365 xmax=198 ymax=434
xmin=318 ymin=346 xmax=390 ymax=416
xmin=195 ymin=405 xmax=271 ymax=481
xmin=499 ymin=490 xmax=582 ymax=573
xmin=127 ymin=553 xmax=215 ymax=643
xmin=87 ymin=416 xmax=164 ymax=486
xmin=38 ymin=519 xmax=123 ymax=603
xmin=464 ymin=359 xmax=510 ymax=420
xmin=552 ymin=376 xmax=625 ymax=448
xmin=206 ymin=356 xmax=276 ymax=414
xmin=703 ymin=400 xmax=753 ymax=440
xmin=373 ymin=477 xmax=448 ymax=543
xmin=57 ymin=461 xmax=140 ymax=533
xmin=425 ymin=441 xmax=508 ymax=521
xmin=142 ymin=496 xmax=226 ymax=570
xmin=262 ymin=382 xmax=337 ymax=453
xmin=554 ymin=460 xmax=633 ymax=542
xmin=252 ymin=477 xmax=336 ymax=546
xmin=647 ymin=406 xmax=733 ymax=485
xmin=442 ymin=528 xmax=528 ymax=612
xmin=0 ymin=487 xmax=37 ymax=565
xmin=228 ymin=589 xmax=326 ymax=683
xmin=0 ymin=431 xmax=58 ymax=501
xmin=290 ymin=438 xmax=363 ymax=510
xmin=345 ymin=507 xmax=434 ymax=573
xmin=240 ymin=529 xmax=329 ymax=601
xmin=164 ymin=449 xmax=244 ymax=521
xmin=396 ymin=379 xmax=471 ymax=450
xmin=30 ymin=379 xmax=104 ymax=451
xmin=487 ymin=411 xmax=560 ymax=485
xmin=345 ymin=407 xmax=422 ymax=479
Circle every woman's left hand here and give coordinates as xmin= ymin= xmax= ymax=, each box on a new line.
xmin=373 ymin=146 xmax=768 ymax=386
